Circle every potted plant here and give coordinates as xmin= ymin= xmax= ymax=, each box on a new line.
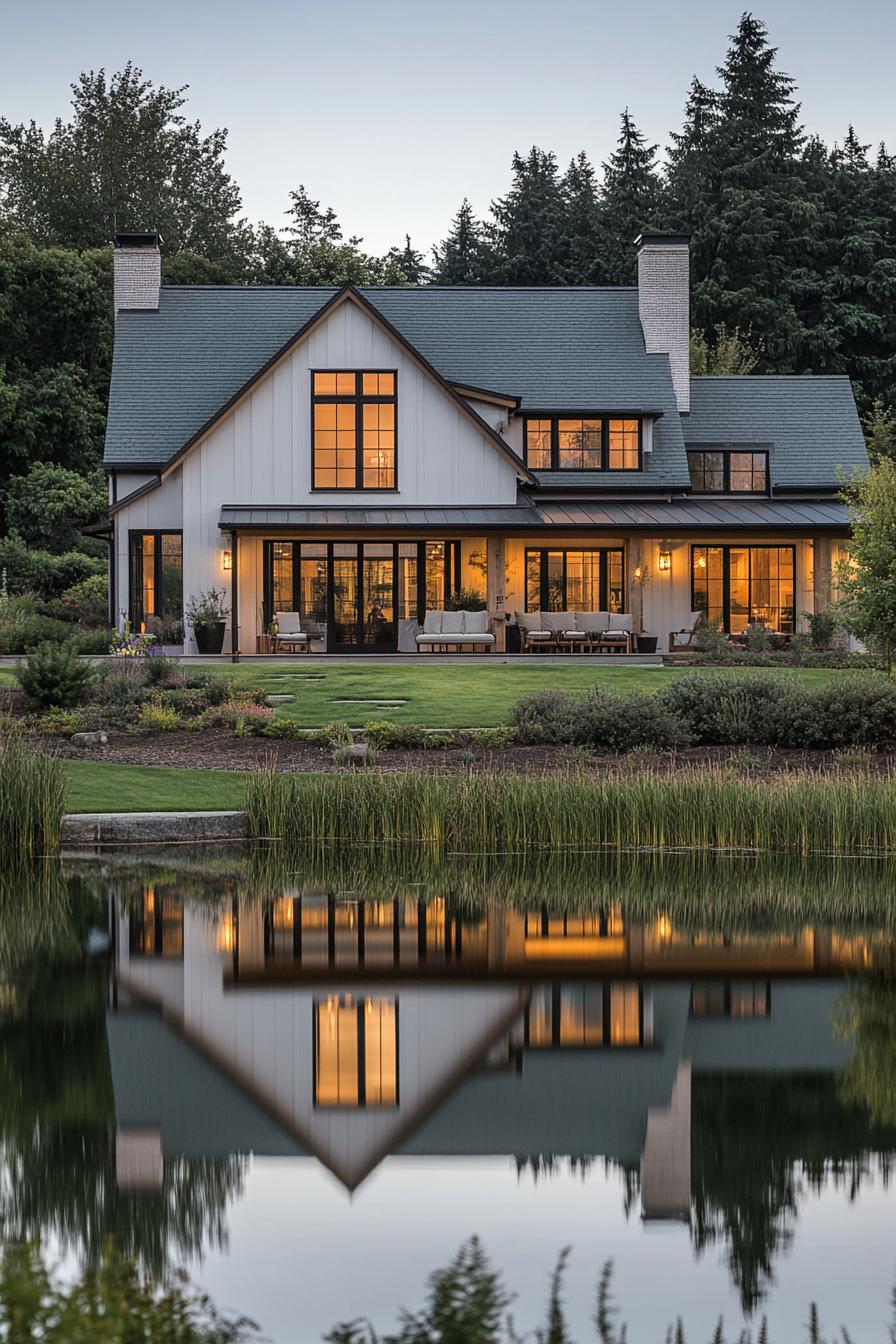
xmin=632 ymin=565 xmax=658 ymax=652
xmin=186 ymin=590 xmax=229 ymax=654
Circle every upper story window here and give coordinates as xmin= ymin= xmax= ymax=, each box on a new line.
xmin=312 ymin=371 xmax=396 ymax=490
xmin=687 ymin=449 xmax=768 ymax=494
xmin=524 ymin=416 xmax=642 ymax=471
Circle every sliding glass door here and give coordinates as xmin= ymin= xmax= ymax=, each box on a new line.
xmin=691 ymin=545 xmax=796 ymax=633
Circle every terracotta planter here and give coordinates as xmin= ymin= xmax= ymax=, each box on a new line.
xmin=194 ymin=621 xmax=227 ymax=655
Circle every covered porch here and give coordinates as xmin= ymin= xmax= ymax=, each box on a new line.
xmin=214 ymin=501 xmax=849 ymax=660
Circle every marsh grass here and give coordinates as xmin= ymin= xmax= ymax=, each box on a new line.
xmin=246 ymin=765 xmax=896 ymax=857
xmin=0 ymin=733 xmax=65 ymax=858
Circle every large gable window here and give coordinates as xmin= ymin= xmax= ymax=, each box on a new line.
xmin=313 ymin=371 xmax=396 ymax=490
xmin=524 ymin=416 xmax=642 ymax=471
xmin=688 ymin=449 xmax=768 ymax=494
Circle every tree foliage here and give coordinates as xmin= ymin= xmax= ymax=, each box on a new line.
xmin=837 ymin=459 xmax=896 ymax=669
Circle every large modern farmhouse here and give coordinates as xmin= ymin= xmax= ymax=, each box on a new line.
xmin=104 ymin=232 xmax=868 ymax=656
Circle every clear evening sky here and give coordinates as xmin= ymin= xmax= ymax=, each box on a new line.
xmin=2 ymin=0 xmax=894 ymax=254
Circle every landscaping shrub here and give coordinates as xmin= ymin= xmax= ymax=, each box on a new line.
xmin=15 ymin=641 xmax=94 ymax=709
xmin=510 ymin=689 xmax=581 ymax=744
xmin=142 ymin=651 xmax=181 ymax=686
xmin=364 ymin=720 xmax=433 ymax=750
xmin=193 ymin=702 xmax=273 ymax=735
xmin=794 ymin=675 xmax=896 ymax=750
xmin=136 ymin=700 xmax=183 ymax=732
xmin=657 ymin=672 xmax=801 ymax=746
xmin=573 ymin=687 xmax=692 ymax=751
xmin=458 ymin=726 xmax=516 ymax=750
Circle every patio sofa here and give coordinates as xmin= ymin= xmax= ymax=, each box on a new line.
xmin=515 ymin=611 xmax=634 ymax=653
xmin=416 ymin=609 xmax=495 ymax=651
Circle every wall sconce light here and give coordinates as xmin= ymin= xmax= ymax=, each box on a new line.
xmin=634 ymin=565 xmax=644 ymax=581
xmin=658 ymin=549 xmax=672 ymax=573
xmin=222 ymin=550 xmax=232 ymax=571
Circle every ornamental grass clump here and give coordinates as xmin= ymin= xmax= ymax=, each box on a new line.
xmin=246 ymin=766 xmax=896 ymax=854
xmin=0 ymin=732 xmax=65 ymax=857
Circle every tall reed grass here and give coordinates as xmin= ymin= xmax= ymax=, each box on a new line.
xmin=246 ymin=765 xmax=896 ymax=856
xmin=0 ymin=732 xmax=65 ymax=858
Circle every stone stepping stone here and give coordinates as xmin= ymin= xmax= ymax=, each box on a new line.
xmin=265 ymin=694 xmax=296 ymax=705
xmin=330 ymin=698 xmax=408 ymax=706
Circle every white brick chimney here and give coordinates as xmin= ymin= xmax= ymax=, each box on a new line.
xmin=636 ymin=233 xmax=690 ymax=414
xmin=113 ymin=232 xmax=161 ymax=318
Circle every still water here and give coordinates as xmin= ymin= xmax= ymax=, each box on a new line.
xmin=2 ymin=845 xmax=896 ymax=1340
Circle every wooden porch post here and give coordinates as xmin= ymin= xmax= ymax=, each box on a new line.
xmin=628 ymin=537 xmax=644 ymax=634
xmin=230 ymin=529 xmax=240 ymax=663
xmin=486 ymin=535 xmax=506 ymax=652
xmin=813 ymin=536 xmax=833 ymax=613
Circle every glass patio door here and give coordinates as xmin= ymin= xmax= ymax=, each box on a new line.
xmin=329 ymin=543 xmax=397 ymax=653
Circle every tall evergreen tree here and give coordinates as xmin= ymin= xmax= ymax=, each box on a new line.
xmin=678 ymin=14 xmax=812 ymax=369
xmin=431 ymin=199 xmax=494 ymax=283
xmin=558 ymin=152 xmax=602 ymax=284
xmin=593 ymin=109 xmax=662 ymax=284
xmin=489 ymin=147 xmax=567 ymax=284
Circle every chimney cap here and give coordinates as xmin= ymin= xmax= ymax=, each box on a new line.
xmin=635 ymin=233 xmax=690 ymax=249
xmin=114 ymin=231 xmax=161 ymax=249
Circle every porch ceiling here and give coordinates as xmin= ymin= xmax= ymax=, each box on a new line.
xmin=218 ymin=498 xmax=851 ymax=534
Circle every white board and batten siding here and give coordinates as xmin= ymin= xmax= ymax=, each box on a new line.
xmin=114 ymin=297 xmax=520 ymax=650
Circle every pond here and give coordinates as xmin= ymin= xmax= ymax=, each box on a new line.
xmin=2 ymin=844 xmax=896 ymax=1340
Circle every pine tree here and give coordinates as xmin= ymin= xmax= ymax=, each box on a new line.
xmin=282 ymin=184 xmax=344 ymax=247
xmin=594 ymin=110 xmax=662 ymax=284
xmin=558 ymin=152 xmax=602 ymax=283
xmin=489 ymin=147 xmax=567 ymax=284
xmin=675 ymin=14 xmax=814 ymax=371
xmin=431 ymin=199 xmax=494 ymax=283
xmin=380 ymin=234 xmax=430 ymax=285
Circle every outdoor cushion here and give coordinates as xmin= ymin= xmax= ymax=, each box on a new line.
xmin=275 ymin=611 xmax=303 ymax=636
xmin=561 ymin=629 xmax=588 ymax=639
xmin=441 ymin=610 xmax=465 ymax=634
xmin=464 ymin=610 xmax=489 ymax=634
xmin=540 ymin=612 xmax=568 ymax=634
xmin=575 ymin=611 xmax=609 ymax=633
xmin=516 ymin=612 xmax=547 ymax=634
xmin=524 ymin=630 xmax=552 ymax=640
xmin=605 ymin=613 xmax=633 ymax=632
xmin=422 ymin=610 xmax=442 ymax=635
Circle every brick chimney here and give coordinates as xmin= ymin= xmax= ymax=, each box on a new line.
xmin=636 ymin=233 xmax=690 ymax=414
xmin=113 ymin=232 xmax=161 ymax=318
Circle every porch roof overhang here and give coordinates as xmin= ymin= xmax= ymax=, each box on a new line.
xmin=218 ymin=498 xmax=851 ymax=535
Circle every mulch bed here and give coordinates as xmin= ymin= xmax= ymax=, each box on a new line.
xmin=43 ymin=729 xmax=896 ymax=779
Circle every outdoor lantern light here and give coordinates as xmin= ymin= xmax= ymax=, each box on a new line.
xmin=222 ymin=549 xmax=232 ymax=571
xmin=658 ymin=549 xmax=672 ymax=572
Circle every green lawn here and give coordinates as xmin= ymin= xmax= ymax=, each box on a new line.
xmin=63 ymin=760 xmax=248 ymax=813
xmin=221 ymin=661 xmax=853 ymax=728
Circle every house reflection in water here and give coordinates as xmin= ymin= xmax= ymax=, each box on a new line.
xmin=108 ymin=887 xmax=881 ymax=1209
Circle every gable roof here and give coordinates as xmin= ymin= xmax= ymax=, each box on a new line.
xmin=686 ymin=376 xmax=868 ymax=489
xmin=103 ymin=284 xmax=686 ymax=482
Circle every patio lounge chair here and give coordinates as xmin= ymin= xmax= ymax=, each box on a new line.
xmin=416 ymin=609 xmax=495 ymax=651
xmin=599 ymin=612 xmax=634 ymax=653
xmin=515 ymin=612 xmax=554 ymax=652
xmin=274 ymin=611 xmax=309 ymax=652
xmin=668 ymin=611 xmax=705 ymax=653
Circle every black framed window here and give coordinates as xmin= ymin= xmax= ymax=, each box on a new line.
xmin=262 ymin=539 xmax=461 ymax=630
xmin=525 ymin=548 xmax=625 ymax=612
xmin=128 ymin=531 xmax=183 ymax=637
xmin=312 ymin=370 xmax=397 ymax=490
xmin=524 ymin=417 xmax=642 ymax=471
xmin=128 ymin=887 xmax=184 ymax=959
xmin=313 ymin=995 xmax=398 ymax=1107
xmin=687 ymin=450 xmax=768 ymax=494
xmin=691 ymin=545 xmax=796 ymax=634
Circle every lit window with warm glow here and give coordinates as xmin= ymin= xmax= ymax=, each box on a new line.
xmin=558 ymin=419 xmax=602 ymax=469
xmin=610 ymin=984 xmax=641 ymax=1045
xmin=608 ymin=419 xmax=640 ymax=469
xmin=525 ymin=419 xmax=552 ymax=469
xmin=313 ymin=371 xmax=396 ymax=490
xmin=314 ymin=996 xmax=397 ymax=1107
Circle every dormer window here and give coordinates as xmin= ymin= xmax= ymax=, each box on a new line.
xmin=688 ymin=449 xmax=768 ymax=494
xmin=524 ymin=416 xmax=642 ymax=471
xmin=313 ymin=371 xmax=396 ymax=490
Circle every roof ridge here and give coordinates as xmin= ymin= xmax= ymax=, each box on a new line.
xmin=157 ymin=284 xmax=639 ymax=294
xmin=691 ymin=373 xmax=851 ymax=382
